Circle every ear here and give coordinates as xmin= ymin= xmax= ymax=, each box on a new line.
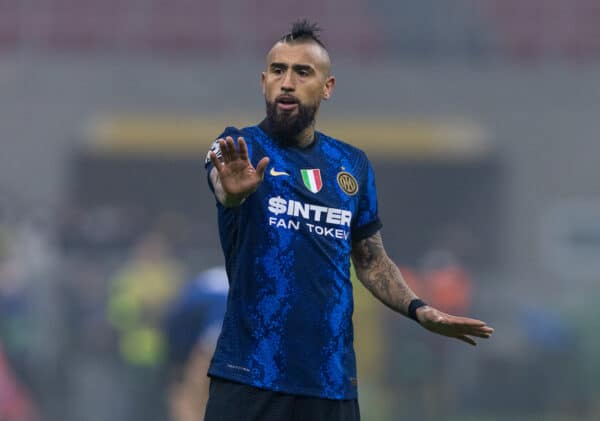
xmin=261 ymin=72 xmax=266 ymax=95
xmin=322 ymin=76 xmax=336 ymax=100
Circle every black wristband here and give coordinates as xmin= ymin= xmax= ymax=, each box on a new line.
xmin=408 ymin=298 xmax=427 ymax=323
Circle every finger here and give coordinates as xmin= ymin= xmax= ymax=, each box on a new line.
xmin=466 ymin=331 xmax=492 ymax=339
xmin=209 ymin=151 xmax=223 ymax=172
xmin=218 ymin=139 xmax=231 ymax=162
xmin=457 ymin=324 xmax=494 ymax=334
xmin=459 ymin=318 xmax=487 ymax=326
xmin=455 ymin=335 xmax=477 ymax=346
xmin=477 ymin=326 xmax=495 ymax=334
xmin=449 ymin=316 xmax=489 ymax=327
xmin=454 ymin=327 xmax=493 ymax=340
xmin=238 ymin=137 xmax=249 ymax=161
xmin=255 ymin=157 xmax=270 ymax=180
xmin=225 ymin=136 xmax=238 ymax=160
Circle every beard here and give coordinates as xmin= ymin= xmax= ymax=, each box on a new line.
xmin=264 ymin=99 xmax=318 ymax=147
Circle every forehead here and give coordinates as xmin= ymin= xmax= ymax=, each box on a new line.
xmin=266 ymin=42 xmax=329 ymax=71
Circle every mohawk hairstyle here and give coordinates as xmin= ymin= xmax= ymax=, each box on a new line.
xmin=280 ymin=19 xmax=326 ymax=49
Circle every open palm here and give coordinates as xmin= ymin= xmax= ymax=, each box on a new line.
xmin=209 ymin=136 xmax=270 ymax=197
xmin=417 ymin=306 xmax=494 ymax=346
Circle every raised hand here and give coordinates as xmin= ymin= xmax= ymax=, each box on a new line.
xmin=416 ymin=306 xmax=494 ymax=346
xmin=209 ymin=136 xmax=270 ymax=205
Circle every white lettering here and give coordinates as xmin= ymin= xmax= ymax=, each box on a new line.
xmin=335 ymin=229 xmax=349 ymax=240
xmin=326 ymin=208 xmax=341 ymax=225
xmin=309 ymin=205 xmax=328 ymax=222
xmin=267 ymin=197 xmax=353 ymax=235
xmin=300 ymin=223 xmax=351 ymax=240
xmin=340 ymin=211 xmax=352 ymax=227
xmin=293 ymin=201 xmax=310 ymax=219
xmin=268 ymin=196 xmax=287 ymax=215
xmin=270 ymin=217 xmax=301 ymax=231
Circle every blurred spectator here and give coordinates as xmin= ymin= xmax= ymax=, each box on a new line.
xmin=0 ymin=209 xmax=55 ymax=391
xmin=164 ymin=267 xmax=228 ymax=421
xmin=107 ymin=232 xmax=185 ymax=367
xmin=0 ymin=341 xmax=38 ymax=421
xmin=61 ymin=260 xmax=114 ymax=356
xmin=106 ymin=231 xmax=186 ymax=421
xmin=420 ymin=249 xmax=472 ymax=316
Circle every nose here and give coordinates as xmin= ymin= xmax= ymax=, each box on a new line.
xmin=281 ymin=70 xmax=295 ymax=92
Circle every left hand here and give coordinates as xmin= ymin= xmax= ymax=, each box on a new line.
xmin=416 ymin=306 xmax=494 ymax=346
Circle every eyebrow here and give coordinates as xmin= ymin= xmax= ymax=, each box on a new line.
xmin=270 ymin=62 xmax=315 ymax=73
xmin=292 ymin=64 xmax=314 ymax=74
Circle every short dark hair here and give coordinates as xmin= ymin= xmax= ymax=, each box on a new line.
xmin=280 ymin=19 xmax=326 ymax=49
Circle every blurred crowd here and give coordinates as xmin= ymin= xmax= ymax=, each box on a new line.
xmin=0 ymin=196 xmax=216 ymax=421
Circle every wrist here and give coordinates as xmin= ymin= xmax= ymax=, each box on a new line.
xmin=407 ymin=298 xmax=428 ymax=324
xmin=222 ymin=192 xmax=247 ymax=207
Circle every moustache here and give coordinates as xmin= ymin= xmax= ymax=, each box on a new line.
xmin=275 ymin=94 xmax=300 ymax=105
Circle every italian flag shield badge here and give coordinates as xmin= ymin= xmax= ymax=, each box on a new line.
xmin=300 ymin=169 xmax=323 ymax=193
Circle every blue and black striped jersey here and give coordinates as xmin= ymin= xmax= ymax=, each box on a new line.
xmin=205 ymin=123 xmax=381 ymax=399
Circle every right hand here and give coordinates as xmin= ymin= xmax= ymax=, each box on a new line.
xmin=209 ymin=136 xmax=270 ymax=199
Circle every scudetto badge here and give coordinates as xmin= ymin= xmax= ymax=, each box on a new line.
xmin=337 ymin=172 xmax=358 ymax=196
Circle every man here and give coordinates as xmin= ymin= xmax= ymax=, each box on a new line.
xmin=204 ymin=20 xmax=494 ymax=421
xmin=164 ymin=267 xmax=228 ymax=421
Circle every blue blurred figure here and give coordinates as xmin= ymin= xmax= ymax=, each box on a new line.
xmin=164 ymin=267 xmax=228 ymax=421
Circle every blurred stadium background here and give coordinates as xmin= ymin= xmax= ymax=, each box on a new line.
xmin=1 ymin=0 xmax=600 ymax=420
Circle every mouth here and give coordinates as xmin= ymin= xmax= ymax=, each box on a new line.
xmin=276 ymin=95 xmax=299 ymax=111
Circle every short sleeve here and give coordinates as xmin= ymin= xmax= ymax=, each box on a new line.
xmin=351 ymin=154 xmax=382 ymax=241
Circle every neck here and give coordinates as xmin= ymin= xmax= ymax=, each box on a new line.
xmin=295 ymin=124 xmax=316 ymax=148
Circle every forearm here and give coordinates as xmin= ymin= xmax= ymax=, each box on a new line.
xmin=352 ymin=232 xmax=418 ymax=316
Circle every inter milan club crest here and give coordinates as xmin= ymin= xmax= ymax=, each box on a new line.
xmin=337 ymin=171 xmax=358 ymax=196
xmin=300 ymin=169 xmax=323 ymax=193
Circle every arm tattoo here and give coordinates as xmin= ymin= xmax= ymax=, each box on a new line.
xmin=352 ymin=232 xmax=417 ymax=316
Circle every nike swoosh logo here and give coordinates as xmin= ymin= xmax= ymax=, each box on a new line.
xmin=270 ymin=168 xmax=290 ymax=177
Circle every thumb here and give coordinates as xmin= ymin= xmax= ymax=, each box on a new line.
xmin=255 ymin=157 xmax=270 ymax=180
